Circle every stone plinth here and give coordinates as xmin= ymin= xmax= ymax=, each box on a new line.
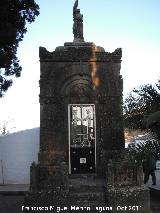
xmin=106 ymin=151 xmax=151 ymax=213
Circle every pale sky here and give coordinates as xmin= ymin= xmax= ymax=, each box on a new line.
xmin=0 ymin=0 xmax=160 ymax=132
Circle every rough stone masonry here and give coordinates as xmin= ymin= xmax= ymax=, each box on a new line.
xmin=25 ymin=1 xmax=151 ymax=212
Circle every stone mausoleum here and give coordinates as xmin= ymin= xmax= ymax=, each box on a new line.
xmin=25 ymin=1 xmax=151 ymax=212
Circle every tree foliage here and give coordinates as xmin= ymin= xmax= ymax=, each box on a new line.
xmin=124 ymin=80 xmax=160 ymax=139
xmin=0 ymin=0 xmax=39 ymax=97
xmin=128 ymin=140 xmax=160 ymax=162
xmin=0 ymin=119 xmax=15 ymax=135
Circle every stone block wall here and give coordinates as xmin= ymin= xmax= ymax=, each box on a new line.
xmin=106 ymin=151 xmax=151 ymax=213
xmin=38 ymin=42 xmax=124 ymax=179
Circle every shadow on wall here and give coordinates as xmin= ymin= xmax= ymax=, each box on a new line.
xmin=0 ymin=127 xmax=39 ymax=184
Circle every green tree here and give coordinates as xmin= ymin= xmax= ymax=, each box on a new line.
xmin=0 ymin=0 xmax=39 ymax=97
xmin=0 ymin=119 xmax=15 ymax=135
xmin=124 ymin=80 xmax=160 ymax=140
xmin=128 ymin=140 xmax=160 ymax=162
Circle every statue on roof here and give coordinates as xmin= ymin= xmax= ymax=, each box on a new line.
xmin=73 ymin=0 xmax=78 ymax=11
xmin=73 ymin=0 xmax=84 ymax=42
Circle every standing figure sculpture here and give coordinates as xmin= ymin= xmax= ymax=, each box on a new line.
xmin=73 ymin=0 xmax=84 ymax=42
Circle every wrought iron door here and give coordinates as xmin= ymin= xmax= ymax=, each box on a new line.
xmin=69 ymin=104 xmax=96 ymax=174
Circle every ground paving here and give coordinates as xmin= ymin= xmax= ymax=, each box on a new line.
xmin=146 ymin=169 xmax=160 ymax=194
xmin=0 ymin=171 xmax=160 ymax=213
xmin=0 ymin=193 xmax=158 ymax=213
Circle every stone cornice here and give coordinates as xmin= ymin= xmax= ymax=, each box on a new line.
xmin=39 ymin=46 xmax=122 ymax=62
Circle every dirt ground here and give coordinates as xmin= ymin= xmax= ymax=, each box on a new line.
xmin=150 ymin=194 xmax=160 ymax=213
xmin=0 ymin=194 xmax=24 ymax=213
xmin=0 ymin=193 xmax=159 ymax=213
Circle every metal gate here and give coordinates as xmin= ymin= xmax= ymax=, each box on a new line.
xmin=68 ymin=104 xmax=96 ymax=174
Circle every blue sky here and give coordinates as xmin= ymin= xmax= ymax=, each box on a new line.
xmin=0 ymin=0 xmax=160 ymax=132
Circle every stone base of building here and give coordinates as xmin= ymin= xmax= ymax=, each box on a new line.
xmin=25 ymin=151 xmax=152 ymax=213
xmin=105 ymin=150 xmax=151 ymax=213
xmin=24 ymin=187 xmax=151 ymax=213
xmin=24 ymin=175 xmax=106 ymax=213
xmin=24 ymin=189 xmax=69 ymax=213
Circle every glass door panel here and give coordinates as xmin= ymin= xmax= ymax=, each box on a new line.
xmin=69 ymin=104 xmax=96 ymax=174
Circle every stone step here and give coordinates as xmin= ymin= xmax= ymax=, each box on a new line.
xmin=68 ymin=177 xmax=106 ymax=209
xmin=68 ymin=177 xmax=105 ymax=190
xmin=71 ymin=201 xmax=106 ymax=206
xmin=69 ymin=174 xmax=97 ymax=179
xmin=69 ymin=184 xmax=105 ymax=193
xmin=69 ymin=201 xmax=107 ymax=212
xmin=69 ymin=191 xmax=105 ymax=202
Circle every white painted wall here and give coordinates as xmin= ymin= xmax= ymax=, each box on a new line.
xmin=0 ymin=128 xmax=39 ymax=184
xmin=0 ymin=149 xmax=3 ymax=184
